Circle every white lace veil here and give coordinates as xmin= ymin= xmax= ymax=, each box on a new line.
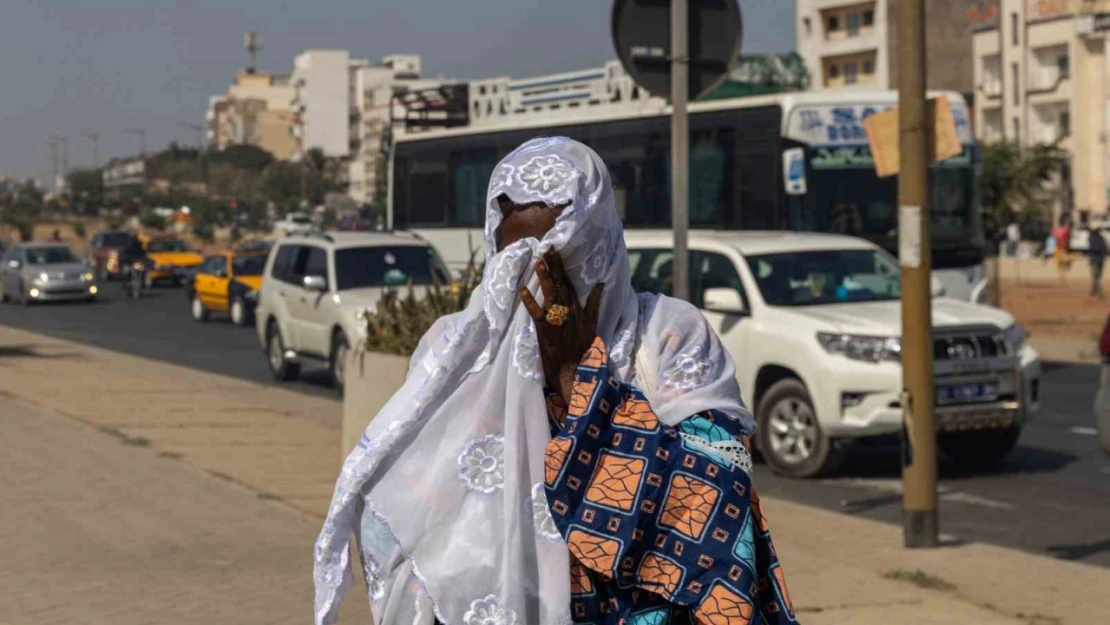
xmin=314 ymin=137 xmax=753 ymax=625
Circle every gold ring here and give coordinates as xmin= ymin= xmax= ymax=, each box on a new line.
xmin=545 ymin=304 xmax=570 ymax=327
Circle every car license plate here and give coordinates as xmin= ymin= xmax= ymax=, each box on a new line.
xmin=937 ymin=382 xmax=998 ymax=406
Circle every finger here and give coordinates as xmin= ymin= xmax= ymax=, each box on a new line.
xmin=535 ymin=259 xmax=558 ymax=306
xmin=519 ymin=286 xmax=545 ymax=321
xmin=543 ymin=248 xmax=575 ymax=303
xmin=585 ymin=283 xmax=604 ymax=326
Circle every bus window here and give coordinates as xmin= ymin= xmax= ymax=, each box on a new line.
xmin=451 ymin=150 xmax=497 ymax=226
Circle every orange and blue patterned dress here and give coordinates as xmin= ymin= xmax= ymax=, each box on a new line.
xmin=543 ymin=339 xmax=799 ymax=625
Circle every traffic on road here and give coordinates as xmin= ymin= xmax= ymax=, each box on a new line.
xmin=2 ymin=225 xmax=1107 ymax=569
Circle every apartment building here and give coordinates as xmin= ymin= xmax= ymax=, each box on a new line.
xmin=973 ymin=0 xmax=1110 ymax=219
xmin=206 ymin=71 xmax=297 ymax=160
xmin=796 ymin=0 xmax=973 ymax=93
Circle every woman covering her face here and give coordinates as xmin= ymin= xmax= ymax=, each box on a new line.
xmin=314 ymin=138 xmax=798 ymax=625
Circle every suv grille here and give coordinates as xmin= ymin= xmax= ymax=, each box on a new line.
xmin=933 ymin=330 xmax=1009 ymax=361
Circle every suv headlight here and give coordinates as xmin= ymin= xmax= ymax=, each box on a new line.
xmin=1003 ymin=324 xmax=1025 ymax=354
xmin=817 ymin=332 xmax=902 ymax=363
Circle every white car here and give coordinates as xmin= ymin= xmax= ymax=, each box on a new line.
xmin=274 ymin=213 xmax=315 ymax=237
xmin=254 ymin=232 xmax=450 ymax=394
xmin=625 ymin=231 xmax=1042 ymax=478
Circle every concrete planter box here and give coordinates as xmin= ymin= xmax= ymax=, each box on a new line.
xmin=342 ymin=350 xmax=411 ymax=458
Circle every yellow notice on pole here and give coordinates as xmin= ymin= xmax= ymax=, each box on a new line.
xmin=864 ymin=94 xmax=961 ymax=178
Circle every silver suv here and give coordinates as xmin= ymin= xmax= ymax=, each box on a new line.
xmin=254 ymin=232 xmax=450 ymax=395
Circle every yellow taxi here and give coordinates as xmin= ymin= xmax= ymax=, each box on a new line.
xmin=186 ymin=250 xmax=267 ymax=326
xmin=144 ymin=237 xmax=204 ymax=287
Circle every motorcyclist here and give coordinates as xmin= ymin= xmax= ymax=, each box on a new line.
xmin=119 ymin=231 xmax=147 ymax=267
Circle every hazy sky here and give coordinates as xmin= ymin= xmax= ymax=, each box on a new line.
xmin=0 ymin=0 xmax=795 ymax=182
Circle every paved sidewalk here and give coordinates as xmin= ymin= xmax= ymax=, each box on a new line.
xmin=0 ymin=394 xmax=370 ymax=625
xmin=2 ymin=324 xmax=1108 ymax=624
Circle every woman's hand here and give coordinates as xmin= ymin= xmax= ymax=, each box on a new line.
xmin=519 ymin=249 xmax=604 ymax=403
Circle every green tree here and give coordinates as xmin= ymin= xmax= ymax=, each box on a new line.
xmin=978 ymin=141 xmax=1069 ymax=242
xmin=209 ymin=144 xmax=275 ymax=172
xmin=0 ymin=181 xmax=44 ymax=241
xmin=66 ymin=168 xmax=105 ymax=212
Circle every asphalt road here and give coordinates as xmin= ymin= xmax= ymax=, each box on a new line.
xmin=2 ymin=286 xmax=1109 ymax=568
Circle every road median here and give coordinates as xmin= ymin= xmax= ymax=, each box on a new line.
xmin=2 ymin=323 xmax=1106 ymax=624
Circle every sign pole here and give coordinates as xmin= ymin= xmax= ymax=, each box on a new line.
xmin=898 ymin=0 xmax=939 ymax=548
xmin=671 ymin=0 xmax=690 ymax=302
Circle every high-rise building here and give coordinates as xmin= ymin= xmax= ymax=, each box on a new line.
xmin=795 ymin=0 xmax=973 ymax=94
xmin=972 ymin=0 xmax=1110 ymax=220
xmin=206 ymin=70 xmax=297 ymax=160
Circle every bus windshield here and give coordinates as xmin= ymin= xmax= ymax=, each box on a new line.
xmin=796 ymin=148 xmax=981 ymax=268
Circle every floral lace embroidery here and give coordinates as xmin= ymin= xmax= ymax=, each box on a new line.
xmin=457 ymin=434 xmax=506 ymax=493
xmin=512 ymin=323 xmax=543 ymax=383
xmin=531 ymin=482 xmax=562 ymax=541
xmin=463 ymin=594 xmax=517 ymax=625
xmin=515 ymin=154 xmax=577 ymax=200
xmin=659 ymin=349 xmax=714 ymax=390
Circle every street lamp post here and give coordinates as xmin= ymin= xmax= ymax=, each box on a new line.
xmin=124 ymin=127 xmax=146 ymax=157
xmin=81 ymin=132 xmax=100 ymax=169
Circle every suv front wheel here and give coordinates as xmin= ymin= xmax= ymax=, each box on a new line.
xmin=330 ymin=331 xmax=349 ymax=397
xmin=266 ymin=321 xmax=301 ymax=382
xmin=756 ymin=378 xmax=844 ymax=478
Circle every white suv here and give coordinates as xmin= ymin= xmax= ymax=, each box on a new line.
xmin=255 ymin=232 xmax=450 ymax=394
xmin=625 ymin=231 xmax=1042 ymax=478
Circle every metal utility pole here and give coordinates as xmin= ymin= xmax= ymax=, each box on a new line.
xmin=670 ymin=0 xmax=690 ymax=302
xmin=50 ymin=135 xmax=69 ymax=179
xmin=124 ymin=127 xmax=146 ymax=157
xmin=81 ymin=132 xmax=100 ymax=168
xmin=898 ymin=0 xmax=939 ymax=549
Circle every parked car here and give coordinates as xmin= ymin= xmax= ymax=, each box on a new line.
xmin=186 ymin=249 xmax=268 ymax=326
xmin=274 ymin=213 xmax=315 ymax=237
xmin=87 ymin=230 xmax=132 ymax=280
xmin=144 ymin=237 xmax=204 ymax=287
xmin=624 ymin=231 xmax=1042 ymax=478
xmin=1 ymin=242 xmax=98 ymax=304
xmin=254 ymin=231 xmax=450 ymax=394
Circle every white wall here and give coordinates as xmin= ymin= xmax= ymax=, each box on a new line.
xmin=293 ymin=50 xmax=352 ymax=158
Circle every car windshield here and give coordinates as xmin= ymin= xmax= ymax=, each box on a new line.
xmin=25 ymin=246 xmax=79 ymax=265
xmin=232 ymin=255 xmax=266 ymax=276
xmin=747 ymin=248 xmax=901 ymax=306
xmin=147 ymin=239 xmax=187 ymax=252
xmin=290 ymin=215 xmax=311 ymax=224
xmin=334 ymin=245 xmax=450 ymax=290
xmin=101 ymin=232 xmax=130 ymax=247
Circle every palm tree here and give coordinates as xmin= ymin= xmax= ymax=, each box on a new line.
xmin=978 ymin=141 xmax=1069 ymax=242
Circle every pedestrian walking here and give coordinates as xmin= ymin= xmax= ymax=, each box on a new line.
xmin=313 ymin=138 xmax=799 ymax=625
xmin=1044 ymin=232 xmax=1057 ymax=264
xmin=1051 ymin=217 xmax=1073 ymax=283
xmin=1089 ymin=225 xmax=1107 ymax=297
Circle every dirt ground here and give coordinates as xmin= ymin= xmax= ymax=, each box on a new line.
xmin=1001 ymin=276 xmax=1107 ymax=362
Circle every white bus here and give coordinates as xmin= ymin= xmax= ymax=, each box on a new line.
xmin=390 ymin=90 xmax=988 ymax=302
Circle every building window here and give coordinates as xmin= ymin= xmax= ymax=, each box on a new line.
xmin=847 ymin=12 xmax=861 ymax=37
xmin=1012 ymin=117 xmax=1020 ymax=141
xmin=863 ymin=59 xmax=875 ymax=75
xmin=1011 ymin=13 xmax=1019 ymax=46
xmin=828 ymin=63 xmax=841 ymax=79
xmin=827 ymin=15 xmax=840 ymax=33
xmin=1012 ymin=62 xmax=1020 ymax=105
xmin=845 ymin=61 xmax=859 ymax=84
xmin=863 ymin=9 xmax=874 ymax=27
xmin=1060 ymin=109 xmax=1071 ymax=136
xmin=1059 ymin=53 xmax=1070 ymax=78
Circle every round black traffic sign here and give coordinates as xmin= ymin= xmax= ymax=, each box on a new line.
xmin=611 ymin=0 xmax=743 ymax=101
